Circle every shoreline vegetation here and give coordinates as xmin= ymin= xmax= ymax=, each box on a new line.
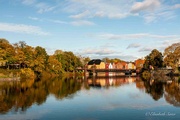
xmin=0 ymin=38 xmax=180 ymax=81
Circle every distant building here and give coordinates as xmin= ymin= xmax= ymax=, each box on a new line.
xmin=127 ymin=62 xmax=136 ymax=70
xmin=105 ymin=63 xmax=109 ymax=69
xmin=109 ymin=63 xmax=113 ymax=69
xmin=115 ymin=61 xmax=127 ymax=69
xmin=135 ymin=59 xmax=145 ymax=69
xmin=87 ymin=59 xmax=105 ymax=69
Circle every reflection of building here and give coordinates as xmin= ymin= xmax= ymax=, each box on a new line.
xmin=86 ymin=77 xmax=137 ymax=88
xmin=136 ymin=81 xmax=145 ymax=90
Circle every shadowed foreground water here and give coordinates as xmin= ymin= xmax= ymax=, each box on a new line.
xmin=0 ymin=76 xmax=180 ymax=120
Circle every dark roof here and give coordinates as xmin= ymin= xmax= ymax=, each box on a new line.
xmin=88 ymin=59 xmax=102 ymax=65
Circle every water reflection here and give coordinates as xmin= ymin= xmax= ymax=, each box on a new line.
xmin=165 ymin=81 xmax=180 ymax=107
xmin=85 ymin=76 xmax=136 ymax=88
xmin=0 ymin=75 xmax=180 ymax=114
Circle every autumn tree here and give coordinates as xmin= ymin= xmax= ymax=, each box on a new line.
xmin=0 ymin=39 xmax=16 ymax=63
xmin=13 ymin=42 xmax=26 ymax=63
xmin=0 ymin=39 xmax=84 ymax=74
xmin=102 ymin=57 xmax=123 ymax=63
xmin=47 ymin=55 xmax=62 ymax=74
xmin=164 ymin=43 xmax=180 ymax=70
xmin=31 ymin=46 xmax=48 ymax=73
xmin=82 ymin=57 xmax=90 ymax=66
xmin=22 ymin=45 xmax=34 ymax=67
xmin=164 ymin=81 xmax=180 ymax=107
xmin=55 ymin=50 xmax=82 ymax=72
xmin=143 ymin=49 xmax=163 ymax=69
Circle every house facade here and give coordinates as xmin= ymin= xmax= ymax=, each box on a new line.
xmin=135 ymin=59 xmax=145 ymax=73
xmin=87 ymin=59 xmax=105 ymax=69
xmin=127 ymin=62 xmax=136 ymax=70
xmin=135 ymin=59 xmax=145 ymax=69
xmin=115 ymin=61 xmax=127 ymax=69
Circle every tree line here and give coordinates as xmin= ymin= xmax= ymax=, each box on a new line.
xmin=0 ymin=39 xmax=90 ymax=74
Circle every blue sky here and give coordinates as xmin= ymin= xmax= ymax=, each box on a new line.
xmin=0 ymin=0 xmax=180 ymax=61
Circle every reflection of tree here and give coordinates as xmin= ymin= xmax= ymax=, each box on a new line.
xmin=0 ymin=76 xmax=83 ymax=114
xmin=164 ymin=81 xmax=180 ymax=107
xmin=136 ymin=81 xmax=145 ymax=90
xmin=143 ymin=80 xmax=164 ymax=101
xmin=49 ymin=77 xmax=82 ymax=99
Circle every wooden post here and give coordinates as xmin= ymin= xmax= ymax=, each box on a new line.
xmin=93 ymin=63 xmax=96 ymax=76
xmin=84 ymin=64 xmax=87 ymax=77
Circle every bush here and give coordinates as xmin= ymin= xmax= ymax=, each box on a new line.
xmin=20 ymin=68 xmax=35 ymax=80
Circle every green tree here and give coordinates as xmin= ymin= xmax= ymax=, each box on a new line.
xmin=55 ymin=51 xmax=82 ymax=72
xmin=143 ymin=49 xmax=163 ymax=69
xmin=83 ymin=57 xmax=90 ymax=66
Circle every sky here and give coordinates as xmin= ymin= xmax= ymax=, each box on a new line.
xmin=0 ymin=0 xmax=180 ymax=61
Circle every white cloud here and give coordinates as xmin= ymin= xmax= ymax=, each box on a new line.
xmin=28 ymin=16 xmax=42 ymax=21
xmin=77 ymin=45 xmax=140 ymax=60
xmin=48 ymin=19 xmax=68 ymax=24
xmin=131 ymin=0 xmax=161 ymax=13
xmin=0 ymin=22 xmax=50 ymax=35
xmin=127 ymin=43 xmax=141 ymax=49
xmin=22 ymin=0 xmax=36 ymax=5
xmin=69 ymin=10 xmax=91 ymax=19
xmin=172 ymin=4 xmax=180 ymax=9
xmin=80 ymin=48 xmax=115 ymax=55
xmin=21 ymin=0 xmax=179 ymax=23
xmin=138 ymin=47 xmax=153 ymax=52
xmin=70 ymin=20 xmax=95 ymax=26
xmin=143 ymin=10 xmax=176 ymax=23
xmin=91 ymin=54 xmax=138 ymax=62
xmin=137 ymin=39 xmax=180 ymax=53
xmin=28 ymin=17 xmax=94 ymax=26
xmin=65 ymin=0 xmax=134 ymax=19
xmin=21 ymin=0 xmax=57 ymax=14
xmin=36 ymin=2 xmax=57 ymax=14
xmin=97 ymin=33 xmax=179 ymax=40
xmin=158 ymin=39 xmax=180 ymax=52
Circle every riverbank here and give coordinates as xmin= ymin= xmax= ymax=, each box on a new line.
xmin=0 ymin=68 xmax=83 ymax=82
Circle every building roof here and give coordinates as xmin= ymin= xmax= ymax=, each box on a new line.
xmin=88 ymin=59 xmax=102 ymax=65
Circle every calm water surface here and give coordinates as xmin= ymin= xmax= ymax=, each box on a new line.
xmin=0 ymin=76 xmax=180 ymax=120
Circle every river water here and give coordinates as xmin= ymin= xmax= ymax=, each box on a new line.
xmin=0 ymin=76 xmax=180 ymax=120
